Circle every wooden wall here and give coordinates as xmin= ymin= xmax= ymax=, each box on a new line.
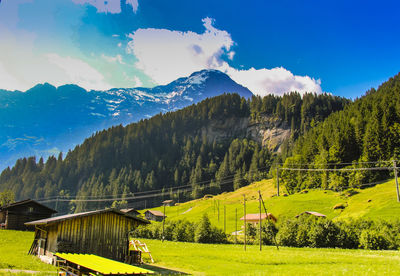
xmin=3 ymin=202 xmax=55 ymax=231
xmin=43 ymin=212 xmax=141 ymax=261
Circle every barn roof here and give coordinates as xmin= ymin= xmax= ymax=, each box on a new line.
xmin=145 ymin=210 xmax=165 ymax=217
xmin=120 ymin=208 xmax=140 ymax=214
xmin=240 ymin=213 xmax=268 ymax=221
xmin=0 ymin=199 xmax=57 ymax=213
xmin=295 ymin=211 xmax=326 ymax=218
xmin=25 ymin=208 xmax=149 ymax=226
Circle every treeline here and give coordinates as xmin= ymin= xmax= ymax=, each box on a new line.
xmin=281 ymin=73 xmax=400 ymax=193
xmin=0 ymin=93 xmax=348 ymax=212
xmin=134 ymin=215 xmax=400 ymax=250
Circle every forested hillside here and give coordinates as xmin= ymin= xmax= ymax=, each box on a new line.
xmin=0 ymin=93 xmax=348 ymax=213
xmin=281 ymin=73 xmax=400 ymax=193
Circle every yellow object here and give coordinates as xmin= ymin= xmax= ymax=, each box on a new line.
xmin=55 ymin=253 xmax=154 ymax=274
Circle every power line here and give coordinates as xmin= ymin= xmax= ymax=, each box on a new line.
xmin=35 ymin=166 xmax=271 ymax=202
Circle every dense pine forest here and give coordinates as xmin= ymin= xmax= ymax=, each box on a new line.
xmin=0 ymin=92 xmax=348 ymax=213
xmin=280 ymin=73 xmax=400 ymax=193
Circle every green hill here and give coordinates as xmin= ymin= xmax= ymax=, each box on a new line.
xmin=146 ymin=178 xmax=400 ymax=233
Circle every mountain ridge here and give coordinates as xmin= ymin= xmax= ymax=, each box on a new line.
xmin=0 ymin=69 xmax=253 ymax=169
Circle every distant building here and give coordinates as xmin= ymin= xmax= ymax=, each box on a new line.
xmin=0 ymin=199 xmax=57 ymax=231
xmin=295 ymin=211 xmax=326 ymax=218
xmin=25 ymin=209 xmax=150 ymax=263
xmin=144 ymin=210 xmax=166 ymax=222
xmin=162 ymin=200 xmax=174 ymax=206
xmin=120 ymin=208 xmax=141 ymax=217
xmin=240 ymin=213 xmax=277 ymax=225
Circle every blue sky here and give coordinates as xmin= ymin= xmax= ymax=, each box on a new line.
xmin=0 ymin=0 xmax=399 ymax=98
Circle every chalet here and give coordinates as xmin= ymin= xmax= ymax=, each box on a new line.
xmin=25 ymin=208 xmax=150 ymax=263
xmin=240 ymin=213 xmax=277 ymax=225
xmin=144 ymin=210 xmax=166 ymax=222
xmin=120 ymin=208 xmax=141 ymax=217
xmin=0 ymin=199 xmax=57 ymax=231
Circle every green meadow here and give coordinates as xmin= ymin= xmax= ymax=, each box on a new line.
xmin=142 ymin=239 xmax=400 ymax=275
xmin=1 ymin=230 xmax=400 ymax=275
xmin=148 ymin=178 xmax=400 ymax=234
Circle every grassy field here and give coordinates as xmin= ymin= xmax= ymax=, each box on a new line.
xmin=142 ymin=239 xmax=400 ymax=275
xmin=1 ymin=230 xmax=400 ymax=275
xmin=148 ymin=178 xmax=400 ymax=234
xmin=0 ymin=230 xmax=57 ymax=275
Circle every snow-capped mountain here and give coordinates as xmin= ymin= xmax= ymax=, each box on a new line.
xmin=0 ymin=70 xmax=253 ymax=169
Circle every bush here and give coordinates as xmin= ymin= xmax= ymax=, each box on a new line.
xmin=359 ymin=229 xmax=389 ymax=250
xmin=276 ymin=219 xmax=299 ymax=247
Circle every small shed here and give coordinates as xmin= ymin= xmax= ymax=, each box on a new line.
xmin=144 ymin=210 xmax=166 ymax=222
xmin=240 ymin=213 xmax=277 ymax=225
xmin=162 ymin=200 xmax=174 ymax=206
xmin=25 ymin=208 xmax=150 ymax=263
xmin=295 ymin=211 xmax=326 ymax=218
xmin=0 ymin=199 xmax=57 ymax=231
xmin=120 ymin=208 xmax=141 ymax=217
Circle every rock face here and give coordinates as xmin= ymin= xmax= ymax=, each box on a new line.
xmin=199 ymin=114 xmax=291 ymax=153
xmin=247 ymin=116 xmax=291 ymax=152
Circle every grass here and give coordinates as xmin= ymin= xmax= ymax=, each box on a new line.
xmin=0 ymin=230 xmax=57 ymax=275
xmin=142 ymin=239 xmax=400 ymax=275
xmin=148 ymin=178 xmax=400 ymax=234
xmin=1 ymin=228 xmax=400 ymax=275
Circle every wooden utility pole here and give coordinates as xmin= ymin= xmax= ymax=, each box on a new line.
xmin=217 ymin=200 xmax=220 ymax=222
xmin=259 ymin=190 xmax=262 ymax=251
xmin=276 ymin=168 xmax=280 ymax=196
xmin=235 ymin=208 xmax=238 ymax=244
xmin=162 ymin=204 xmax=166 ymax=242
xmin=243 ymin=194 xmax=246 ymax=251
xmin=224 ymin=205 xmax=226 ymax=233
xmin=394 ymin=160 xmax=399 ymax=202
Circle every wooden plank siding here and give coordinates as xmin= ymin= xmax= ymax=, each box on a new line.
xmin=36 ymin=212 xmax=142 ymax=262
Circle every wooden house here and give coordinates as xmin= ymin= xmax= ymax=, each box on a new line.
xmin=120 ymin=208 xmax=141 ymax=217
xmin=144 ymin=210 xmax=166 ymax=222
xmin=25 ymin=209 xmax=150 ymax=263
xmin=240 ymin=213 xmax=277 ymax=225
xmin=0 ymin=199 xmax=57 ymax=231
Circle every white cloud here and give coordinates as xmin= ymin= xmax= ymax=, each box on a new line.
xmin=46 ymin=53 xmax=112 ymax=90
xmin=127 ymin=17 xmax=234 ymax=85
xmin=72 ymin=0 xmax=138 ymax=14
xmin=226 ymin=67 xmax=322 ymax=96
xmin=126 ymin=18 xmax=322 ymax=96
xmin=101 ymin=54 xmax=126 ymax=64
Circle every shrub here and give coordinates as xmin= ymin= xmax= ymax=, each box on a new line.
xmin=359 ymin=229 xmax=389 ymax=250
xmin=276 ymin=219 xmax=299 ymax=247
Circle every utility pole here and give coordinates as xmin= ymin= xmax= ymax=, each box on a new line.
xmin=162 ymin=203 xmax=166 ymax=242
xmin=55 ymin=196 xmax=59 ymax=214
xmin=217 ymin=200 xmax=220 ymax=222
xmin=235 ymin=208 xmax=238 ymax=244
xmin=224 ymin=205 xmax=226 ymax=233
xmin=394 ymin=160 xmax=399 ymax=202
xmin=243 ymin=194 xmax=246 ymax=251
xmin=276 ymin=168 xmax=280 ymax=196
xmin=259 ymin=190 xmax=262 ymax=251
xmin=259 ymin=192 xmax=279 ymax=250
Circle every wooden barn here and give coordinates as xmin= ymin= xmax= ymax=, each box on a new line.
xmin=0 ymin=199 xmax=57 ymax=231
xmin=144 ymin=210 xmax=166 ymax=222
xmin=25 ymin=209 xmax=150 ymax=263
xmin=120 ymin=208 xmax=141 ymax=217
